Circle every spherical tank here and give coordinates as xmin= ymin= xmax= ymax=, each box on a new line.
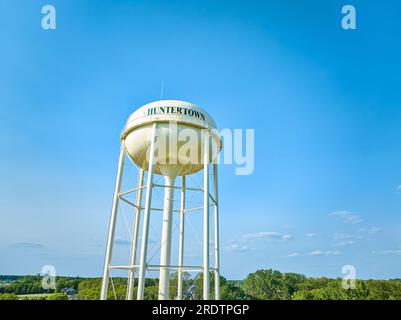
xmin=121 ymin=100 xmax=221 ymax=178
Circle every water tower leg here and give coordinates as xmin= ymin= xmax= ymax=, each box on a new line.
xmin=158 ymin=176 xmax=175 ymax=300
xmin=127 ymin=169 xmax=145 ymax=300
xmin=100 ymin=142 xmax=126 ymax=300
xmin=203 ymin=134 xmax=210 ymax=300
xmin=213 ymin=163 xmax=220 ymax=300
xmin=137 ymin=123 xmax=157 ymax=300
xmin=177 ymin=176 xmax=186 ymax=300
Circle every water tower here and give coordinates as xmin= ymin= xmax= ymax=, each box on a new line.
xmin=100 ymin=100 xmax=222 ymax=300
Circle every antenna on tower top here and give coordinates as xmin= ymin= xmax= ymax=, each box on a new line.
xmin=160 ymin=80 xmax=164 ymax=101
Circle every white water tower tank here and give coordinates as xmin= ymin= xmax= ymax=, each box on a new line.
xmin=122 ymin=100 xmax=221 ymax=177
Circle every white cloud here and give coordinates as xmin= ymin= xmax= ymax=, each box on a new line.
xmin=332 ymin=233 xmax=363 ymax=247
xmin=306 ymin=233 xmax=318 ymax=237
xmin=332 ymin=233 xmax=363 ymax=241
xmin=329 ymin=211 xmax=363 ymax=224
xmin=333 ymin=240 xmax=355 ymax=247
xmin=287 ymin=252 xmax=301 ymax=257
xmin=331 ymin=227 xmax=381 ymax=247
xmin=223 ymin=244 xmax=255 ymax=252
xmin=281 ymin=234 xmax=294 ymax=240
xmin=382 ymin=249 xmax=401 ymax=256
xmin=241 ymin=231 xmax=293 ymax=241
xmin=308 ymin=250 xmax=324 ymax=256
xmin=287 ymin=250 xmax=342 ymax=257
xmin=10 ymin=242 xmax=44 ymax=249
xmin=311 ymin=250 xmax=341 ymax=256
xmin=368 ymin=227 xmax=382 ymax=234
xmin=358 ymin=227 xmax=382 ymax=235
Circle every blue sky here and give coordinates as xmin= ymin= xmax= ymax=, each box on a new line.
xmin=1 ymin=0 xmax=401 ymax=280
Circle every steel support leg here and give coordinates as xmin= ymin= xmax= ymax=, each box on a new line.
xmin=177 ymin=176 xmax=186 ymax=300
xmin=137 ymin=124 xmax=157 ymax=300
xmin=158 ymin=176 xmax=175 ymax=300
xmin=127 ymin=169 xmax=145 ymax=300
xmin=100 ymin=142 xmax=126 ymax=300
xmin=203 ymin=134 xmax=210 ymax=300
xmin=213 ymin=163 xmax=220 ymax=300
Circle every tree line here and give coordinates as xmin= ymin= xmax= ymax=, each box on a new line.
xmin=1 ymin=269 xmax=401 ymax=300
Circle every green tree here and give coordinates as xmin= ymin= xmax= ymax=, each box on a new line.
xmin=144 ymin=286 xmax=158 ymax=300
xmin=192 ymin=272 xmax=229 ymax=300
xmin=243 ymin=269 xmax=305 ymax=300
xmin=220 ymin=281 xmax=248 ymax=300
xmin=168 ymin=272 xmax=192 ymax=300
xmin=46 ymin=293 xmax=69 ymax=300
xmin=293 ymin=279 xmax=370 ymax=300
xmin=0 ymin=293 xmax=19 ymax=300
xmin=366 ymin=280 xmax=401 ymax=300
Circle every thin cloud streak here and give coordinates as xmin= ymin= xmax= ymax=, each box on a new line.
xmin=333 ymin=240 xmax=355 ymax=247
xmin=223 ymin=244 xmax=255 ymax=252
xmin=287 ymin=250 xmax=342 ymax=257
xmin=332 ymin=233 xmax=363 ymax=241
xmin=306 ymin=233 xmax=318 ymax=237
xmin=241 ymin=231 xmax=293 ymax=241
xmin=10 ymin=242 xmax=44 ymax=249
xmin=329 ymin=211 xmax=363 ymax=224
xmin=382 ymin=249 xmax=401 ymax=256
